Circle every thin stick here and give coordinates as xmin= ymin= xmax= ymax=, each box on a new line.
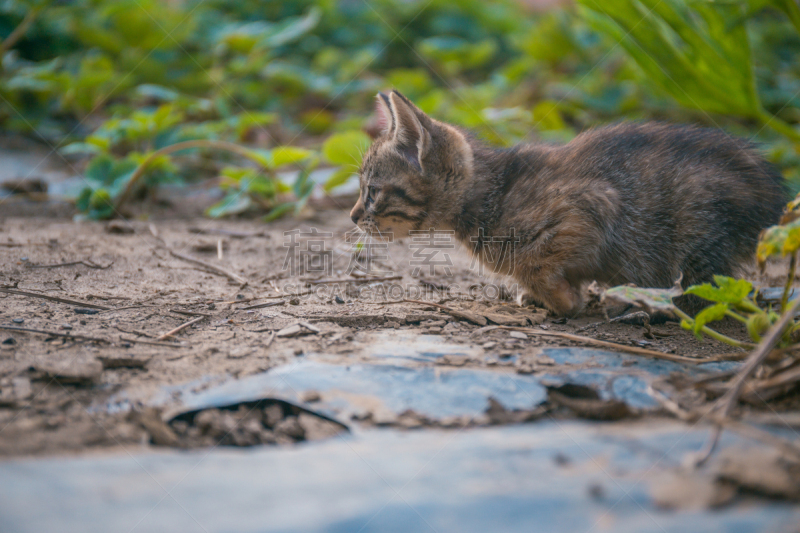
xmin=0 ymin=6 xmax=41 ymax=56
xmin=168 ymin=250 xmax=248 ymax=285
xmin=113 ymin=326 xmax=156 ymax=338
xmin=301 ymin=275 xmax=402 ymax=285
xmin=0 ymin=324 xmax=188 ymax=348
xmin=0 ymin=325 xmax=111 ymax=343
xmin=265 ymin=331 xmax=276 ymax=348
xmin=223 ymin=291 xmax=312 ymax=304
xmin=240 ymin=301 xmax=285 ymax=310
xmin=170 ymin=309 xmax=213 ymax=317
xmin=118 ymin=336 xmax=186 ymax=348
xmin=487 ymin=325 xmax=709 ymax=364
xmin=692 ymin=296 xmax=800 ymax=467
xmin=26 ymin=260 xmax=112 ymax=270
xmin=98 ymin=305 xmax=151 ymax=313
xmin=0 ymin=288 xmax=111 ymax=310
xmin=782 ymin=252 xmax=797 ymax=311
xmin=157 ymin=315 xmax=207 ymax=341
xmin=217 ymin=239 xmax=224 ymax=261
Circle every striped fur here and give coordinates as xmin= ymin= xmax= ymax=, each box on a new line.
xmin=351 ymin=91 xmax=787 ymax=315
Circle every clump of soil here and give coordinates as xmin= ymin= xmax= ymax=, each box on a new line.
xmin=166 ymin=400 xmax=347 ymax=449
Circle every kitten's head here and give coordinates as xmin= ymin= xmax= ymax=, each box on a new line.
xmin=350 ymin=90 xmax=474 ymax=237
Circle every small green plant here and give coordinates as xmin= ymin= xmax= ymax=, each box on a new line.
xmin=579 ymin=0 xmax=800 ymax=141
xmin=4 ymin=0 xmax=800 ymax=217
xmin=71 ymin=128 xmax=371 ymax=221
xmin=606 ymin=192 xmax=800 ymax=350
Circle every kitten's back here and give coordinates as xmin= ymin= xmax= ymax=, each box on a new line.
xmin=557 ymin=122 xmax=786 ymax=287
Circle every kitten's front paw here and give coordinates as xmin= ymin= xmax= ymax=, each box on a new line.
xmin=517 ymin=291 xmax=544 ymax=308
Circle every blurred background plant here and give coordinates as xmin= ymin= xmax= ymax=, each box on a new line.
xmin=1 ymin=0 xmax=800 ymax=220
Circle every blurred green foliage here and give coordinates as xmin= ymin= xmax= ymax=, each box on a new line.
xmin=1 ymin=0 xmax=800 ymax=219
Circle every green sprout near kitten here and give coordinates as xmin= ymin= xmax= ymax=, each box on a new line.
xmin=606 ymin=192 xmax=800 ymax=350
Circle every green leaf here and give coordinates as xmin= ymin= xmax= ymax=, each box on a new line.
xmin=220 ymin=166 xmax=258 ymax=183
xmin=60 ymin=142 xmax=103 ymax=156
xmin=685 ymin=277 xmax=753 ymax=304
xmin=324 ymin=167 xmax=355 ymax=192
xmin=757 ymin=218 xmax=800 ymax=268
xmin=85 ymin=155 xmax=113 ymax=184
xmin=603 ymin=283 xmax=682 ymax=312
xmin=578 ymin=0 xmax=762 ymax=118
xmin=76 ymin=187 xmax=92 ymax=212
xmin=87 ymin=188 xmax=114 ymax=220
xmin=263 ymin=8 xmax=321 ymax=48
xmin=322 ymin=131 xmax=370 ymax=167
xmin=247 ymin=176 xmax=276 ymax=198
xmin=292 ymin=166 xmax=315 ymax=200
xmin=272 ymin=146 xmax=313 ymax=168
xmin=248 ymin=149 xmax=274 ymax=169
xmin=206 ymin=192 xmax=252 ymax=218
xmin=692 ymin=303 xmax=729 ymax=339
xmin=263 ymin=202 xmax=294 ymax=222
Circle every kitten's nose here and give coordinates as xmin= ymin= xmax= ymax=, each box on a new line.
xmin=350 ymin=201 xmax=365 ymax=225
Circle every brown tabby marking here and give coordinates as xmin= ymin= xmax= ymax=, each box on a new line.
xmin=351 ymin=91 xmax=786 ymax=316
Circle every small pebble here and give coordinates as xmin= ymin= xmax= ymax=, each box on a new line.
xmin=2 ymin=337 xmax=16 ymax=345
xmin=302 ymin=390 xmax=321 ymax=403
xmin=588 ymin=483 xmax=605 ymax=501
xmin=509 ymin=331 xmax=528 ymax=340
xmin=74 ymin=308 xmax=100 ymax=315
xmin=12 ymin=318 xmax=24 ymax=324
xmin=334 ymin=296 xmax=345 ymax=304
xmin=293 ymin=348 xmax=304 ymax=356
xmin=60 ymin=324 xmax=72 ymax=330
xmin=553 ymin=452 xmax=571 ymax=466
xmin=289 ymin=298 xmax=300 ymax=305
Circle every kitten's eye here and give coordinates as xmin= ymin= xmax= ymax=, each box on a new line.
xmin=367 ymin=185 xmax=380 ymax=205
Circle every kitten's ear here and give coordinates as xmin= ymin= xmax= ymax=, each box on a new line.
xmin=375 ymin=92 xmax=394 ymax=136
xmin=389 ymin=90 xmax=430 ymax=171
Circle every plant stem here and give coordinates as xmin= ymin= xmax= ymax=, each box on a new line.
xmin=724 ymin=310 xmax=748 ymax=324
xmin=781 ymin=252 xmax=797 ymax=311
xmin=735 ymin=298 xmax=762 ymax=315
xmin=673 ymin=307 xmax=754 ymax=349
xmin=114 ymin=139 xmax=268 ymax=212
xmin=0 ymin=6 xmax=43 ymax=58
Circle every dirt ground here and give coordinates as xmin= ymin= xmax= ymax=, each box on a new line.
xmin=0 ymin=206 xmax=775 ymax=457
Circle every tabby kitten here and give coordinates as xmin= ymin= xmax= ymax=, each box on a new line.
xmin=350 ymin=90 xmax=786 ymax=315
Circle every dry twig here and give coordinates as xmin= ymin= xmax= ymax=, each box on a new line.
xmin=26 ymin=260 xmax=113 ymax=270
xmin=240 ymin=300 xmax=285 ymax=310
xmin=0 ymin=288 xmax=111 ymax=310
xmin=157 ymin=315 xmax=207 ymax=341
xmin=0 ymin=324 xmax=111 ymax=343
xmin=168 ymin=249 xmax=248 ymax=285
